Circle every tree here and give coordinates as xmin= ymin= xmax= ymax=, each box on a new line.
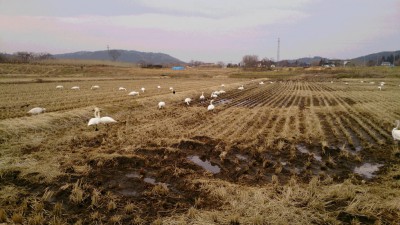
xmin=242 ymin=55 xmax=258 ymax=68
xmin=108 ymin=49 xmax=121 ymax=61
xmin=15 ymin=52 xmax=33 ymax=63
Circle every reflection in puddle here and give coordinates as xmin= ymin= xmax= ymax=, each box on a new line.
xmin=354 ymin=163 xmax=383 ymax=179
xmin=188 ymin=155 xmax=221 ymax=174
xmin=235 ymin=154 xmax=248 ymax=161
xmin=296 ymin=144 xmax=322 ymax=161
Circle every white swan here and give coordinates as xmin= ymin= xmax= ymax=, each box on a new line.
xmin=221 ymin=84 xmax=225 ymax=87
xmin=141 ymin=87 xmax=145 ymax=93
xmin=88 ymin=107 xmax=117 ymax=131
xmin=259 ymin=81 xmax=264 ymax=85
xmin=169 ymin=87 xmax=174 ymax=91
xmin=393 ymin=120 xmax=400 ymax=141
xmin=71 ymin=86 xmax=80 ymax=90
xmin=128 ymin=91 xmax=140 ymax=96
xmin=200 ymin=92 xmax=205 ymax=101
xmin=91 ymin=85 xmax=100 ymax=90
xmin=158 ymin=101 xmax=166 ymax=109
xmin=219 ymin=90 xmax=226 ymax=94
xmin=238 ymin=85 xmax=244 ymax=90
xmin=28 ymin=107 xmax=46 ymax=115
xmin=119 ymin=87 xmax=127 ymax=91
xmin=207 ymin=100 xmax=215 ymax=111
xmin=56 ymin=85 xmax=64 ymax=89
xmin=184 ymin=98 xmax=191 ymax=105
xmin=211 ymin=92 xmax=218 ymax=98
xmin=378 ymin=86 xmax=382 ymax=91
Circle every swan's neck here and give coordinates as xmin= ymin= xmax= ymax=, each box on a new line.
xmin=95 ymin=110 xmax=100 ymax=118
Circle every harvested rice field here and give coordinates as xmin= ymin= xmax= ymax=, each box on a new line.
xmin=1 ymin=63 xmax=400 ymax=224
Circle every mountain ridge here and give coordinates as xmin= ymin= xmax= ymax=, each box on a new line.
xmin=53 ymin=49 xmax=185 ymax=65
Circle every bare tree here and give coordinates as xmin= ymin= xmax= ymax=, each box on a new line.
xmin=108 ymin=49 xmax=121 ymax=61
xmin=242 ymin=55 xmax=259 ymax=68
xmin=15 ymin=52 xmax=33 ymax=63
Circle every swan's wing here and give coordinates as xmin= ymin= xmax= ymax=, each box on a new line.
xmin=100 ymin=117 xmax=117 ymax=124
xmin=88 ymin=118 xmax=100 ymax=126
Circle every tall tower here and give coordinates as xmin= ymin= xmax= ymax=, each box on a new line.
xmin=277 ymin=38 xmax=280 ymax=66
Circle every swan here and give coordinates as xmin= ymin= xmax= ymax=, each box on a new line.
xmin=345 ymin=82 xmax=349 ymax=85
xmin=88 ymin=107 xmax=117 ymax=131
xmin=56 ymin=85 xmax=64 ymax=89
xmin=259 ymin=81 xmax=264 ymax=85
xmin=219 ymin=90 xmax=226 ymax=94
xmin=28 ymin=107 xmax=46 ymax=115
xmin=169 ymin=87 xmax=174 ymax=91
xmin=184 ymin=98 xmax=192 ymax=105
xmin=238 ymin=85 xmax=244 ymax=90
xmin=128 ymin=91 xmax=140 ymax=96
xmin=207 ymin=100 xmax=215 ymax=111
xmin=119 ymin=87 xmax=127 ymax=91
xmin=378 ymin=86 xmax=382 ymax=91
xmin=141 ymin=87 xmax=145 ymax=93
xmin=393 ymin=120 xmax=400 ymax=141
xmin=221 ymin=84 xmax=225 ymax=87
xmin=211 ymin=92 xmax=218 ymax=98
xmin=91 ymin=85 xmax=100 ymax=90
xmin=158 ymin=102 xmax=165 ymax=109
xmin=200 ymin=92 xmax=205 ymax=101
xmin=71 ymin=86 xmax=80 ymax=90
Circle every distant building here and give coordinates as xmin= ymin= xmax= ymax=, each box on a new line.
xmin=381 ymin=62 xmax=393 ymax=67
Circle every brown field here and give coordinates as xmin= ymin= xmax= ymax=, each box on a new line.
xmin=1 ymin=62 xmax=400 ymax=224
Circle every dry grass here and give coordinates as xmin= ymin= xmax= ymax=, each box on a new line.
xmin=1 ymin=64 xmax=400 ymax=224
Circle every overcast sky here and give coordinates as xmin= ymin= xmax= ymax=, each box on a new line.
xmin=0 ymin=0 xmax=399 ymax=63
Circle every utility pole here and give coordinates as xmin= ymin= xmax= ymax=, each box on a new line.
xmin=277 ymin=37 xmax=280 ymax=67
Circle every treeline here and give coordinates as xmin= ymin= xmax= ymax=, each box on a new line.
xmin=0 ymin=52 xmax=54 ymax=63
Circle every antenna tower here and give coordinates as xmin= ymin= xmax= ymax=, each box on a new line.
xmin=277 ymin=38 xmax=280 ymax=66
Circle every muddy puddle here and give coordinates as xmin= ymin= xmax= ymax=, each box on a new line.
xmin=296 ymin=144 xmax=322 ymax=161
xmin=354 ymin=163 xmax=383 ymax=179
xmin=1 ymin=135 xmax=395 ymax=224
xmin=188 ymin=155 xmax=221 ymax=174
xmin=216 ymin=98 xmax=232 ymax=105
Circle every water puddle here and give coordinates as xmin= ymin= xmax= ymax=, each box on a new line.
xmin=235 ymin=154 xmax=248 ymax=161
xmin=188 ymin=155 xmax=221 ymax=174
xmin=126 ymin=173 xmax=141 ymax=178
xmin=118 ymin=189 xmax=138 ymax=197
xmin=296 ymin=144 xmax=322 ymax=161
xmin=296 ymin=144 xmax=309 ymax=154
xmin=144 ymin=177 xmax=156 ymax=185
xmin=354 ymin=163 xmax=383 ymax=179
xmin=217 ymin=99 xmax=232 ymax=105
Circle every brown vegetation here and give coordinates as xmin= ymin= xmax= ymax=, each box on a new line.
xmin=0 ymin=63 xmax=400 ymax=224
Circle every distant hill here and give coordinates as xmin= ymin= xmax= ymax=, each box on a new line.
xmin=287 ymin=56 xmax=324 ymax=65
xmin=351 ymin=50 xmax=400 ymax=65
xmin=53 ymin=50 xmax=185 ymax=65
